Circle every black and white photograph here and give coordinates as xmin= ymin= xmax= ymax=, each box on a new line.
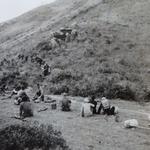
xmin=0 ymin=0 xmax=150 ymax=149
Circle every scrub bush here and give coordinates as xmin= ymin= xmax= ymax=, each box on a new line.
xmin=0 ymin=123 xmax=69 ymax=150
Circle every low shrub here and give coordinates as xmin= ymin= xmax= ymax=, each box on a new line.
xmin=51 ymin=70 xmax=72 ymax=83
xmin=105 ymin=83 xmax=135 ymax=100
xmin=49 ymin=83 xmax=69 ymax=95
xmin=36 ymin=41 xmax=52 ymax=51
xmin=50 ymin=69 xmax=81 ymax=84
xmin=46 ymin=72 xmax=141 ymax=101
xmin=0 ymin=123 xmax=69 ymax=150
xmin=0 ymin=71 xmax=29 ymax=90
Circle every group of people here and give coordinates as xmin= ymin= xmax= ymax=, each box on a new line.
xmin=82 ymin=96 xmax=118 ymax=117
xmin=10 ymin=84 xmax=44 ymax=118
xmin=9 ymin=84 xmax=118 ymax=119
xmin=60 ymin=93 xmax=118 ymax=117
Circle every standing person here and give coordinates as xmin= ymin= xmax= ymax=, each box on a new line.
xmin=61 ymin=93 xmax=71 ymax=111
xmin=81 ymin=97 xmax=95 ymax=117
xmin=89 ymin=95 xmax=97 ymax=114
xmin=32 ymin=84 xmax=44 ymax=102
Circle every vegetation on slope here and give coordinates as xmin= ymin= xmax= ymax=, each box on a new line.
xmin=0 ymin=0 xmax=150 ymax=101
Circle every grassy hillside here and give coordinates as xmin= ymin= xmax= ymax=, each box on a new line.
xmin=0 ymin=0 xmax=150 ymax=101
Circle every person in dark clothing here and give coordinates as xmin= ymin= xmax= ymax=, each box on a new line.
xmin=97 ymin=97 xmax=115 ymax=115
xmin=98 ymin=97 xmax=110 ymax=115
xmin=13 ymin=86 xmax=30 ymax=105
xmin=98 ymin=97 xmax=118 ymax=116
xmin=0 ymin=84 xmax=7 ymax=95
xmin=18 ymin=91 xmax=30 ymax=104
xmin=9 ymin=86 xmax=29 ymax=105
xmin=89 ymin=96 xmax=97 ymax=114
xmin=109 ymin=106 xmax=115 ymax=115
xmin=43 ymin=63 xmax=50 ymax=76
xmin=20 ymin=98 xmax=33 ymax=118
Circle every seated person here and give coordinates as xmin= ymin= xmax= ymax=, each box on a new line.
xmin=9 ymin=86 xmax=21 ymax=98
xmin=89 ymin=95 xmax=97 ymax=114
xmin=61 ymin=93 xmax=71 ymax=111
xmin=97 ymin=97 xmax=116 ymax=115
xmin=0 ymin=84 xmax=7 ymax=96
xmin=81 ymin=97 xmax=95 ymax=117
xmin=20 ymin=97 xmax=33 ymax=118
xmin=14 ymin=88 xmax=30 ymax=105
xmin=32 ymin=84 xmax=44 ymax=102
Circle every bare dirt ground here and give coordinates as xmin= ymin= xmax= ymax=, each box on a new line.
xmin=0 ymin=95 xmax=150 ymax=150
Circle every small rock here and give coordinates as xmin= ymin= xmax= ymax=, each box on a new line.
xmin=124 ymin=119 xmax=138 ymax=128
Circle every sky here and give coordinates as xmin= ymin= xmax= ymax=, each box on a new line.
xmin=0 ymin=0 xmax=56 ymax=23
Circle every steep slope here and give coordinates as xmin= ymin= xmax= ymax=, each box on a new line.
xmin=0 ymin=0 xmax=150 ymax=101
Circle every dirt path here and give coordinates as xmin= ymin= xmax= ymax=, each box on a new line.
xmin=0 ymin=95 xmax=150 ymax=150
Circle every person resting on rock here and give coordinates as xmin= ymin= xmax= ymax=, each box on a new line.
xmin=61 ymin=93 xmax=71 ymax=111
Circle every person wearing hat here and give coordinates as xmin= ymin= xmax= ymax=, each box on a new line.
xmin=61 ymin=93 xmax=71 ymax=111
xmin=81 ymin=97 xmax=95 ymax=117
